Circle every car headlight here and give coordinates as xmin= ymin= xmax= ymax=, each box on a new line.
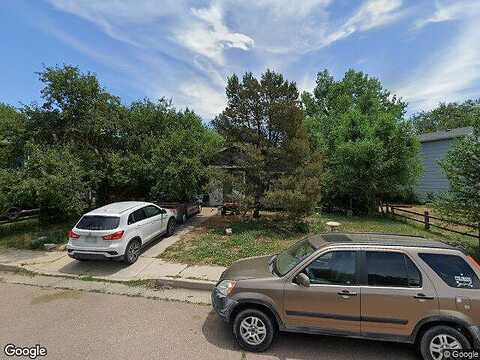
xmin=216 ymin=280 xmax=237 ymax=296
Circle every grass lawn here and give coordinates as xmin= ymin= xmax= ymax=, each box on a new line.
xmin=0 ymin=218 xmax=72 ymax=250
xmin=160 ymin=213 xmax=478 ymax=267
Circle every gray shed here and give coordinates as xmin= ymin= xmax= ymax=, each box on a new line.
xmin=416 ymin=127 xmax=473 ymax=197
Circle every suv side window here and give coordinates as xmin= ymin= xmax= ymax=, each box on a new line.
xmin=144 ymin=205 xmax=161 ymax=218
xmin=366 ymin=251 xmax=421 ymax=288
xmin=128 ymin=208 xmax=147 ymax=225
xmin=303 ymin=251 xmax=356 ymax=285
xmin=419 ymin=253 xmax=480 ymax=289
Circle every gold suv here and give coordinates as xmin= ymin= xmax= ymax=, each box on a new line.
xmin=212 ymin=233 xmax=480 ymax=360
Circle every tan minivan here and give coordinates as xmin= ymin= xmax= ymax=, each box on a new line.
xmin=212 ymin=233 xmax=480 ymax=360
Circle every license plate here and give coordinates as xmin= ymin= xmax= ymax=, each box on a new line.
xmin=85 ymin=236 xmax=97 ymax=243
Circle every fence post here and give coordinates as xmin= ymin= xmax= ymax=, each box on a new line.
xmin=424 ymin=210 xmax=430 ymax=230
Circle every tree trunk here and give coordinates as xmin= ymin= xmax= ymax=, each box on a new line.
xmin=253 ymin=192 xmax=261 ymax=218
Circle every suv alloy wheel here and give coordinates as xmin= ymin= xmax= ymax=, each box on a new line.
xmin=124 ymin=239 xmax=141 ymax=265
xmin=420 ymin=325 xmax=471 ymax=360
xmin=233 ymin=309 xmax=276 ymax=352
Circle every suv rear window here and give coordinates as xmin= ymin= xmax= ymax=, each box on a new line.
xmin=76 ymin=216 xmax=120 ymax=230
xmin=419 ymin=253 xmax=480 ymax=289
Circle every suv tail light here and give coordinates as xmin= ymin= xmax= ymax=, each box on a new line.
xmin=68 ymin=230 xmax=80 ymax=239
xmin=102 ymin=230 xmax=124 ymax=241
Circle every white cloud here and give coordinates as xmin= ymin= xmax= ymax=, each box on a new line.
xmin=396 ymin=20 xmax=480 ymax=111
xmin=174 ymin=5 xmax=254 ymax=65
xmin=324 ymin=0 xmax=404 ymax=46
xmin=45 ymin=0 xmax=406 ymax=119
xmin=416 ymin=0 xmax=480 ymax=28
xmin=177 ymin=82 xmax=226 ymax=119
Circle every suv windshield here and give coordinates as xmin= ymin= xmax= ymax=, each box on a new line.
xmin=275 ymin=239 xmax=316 ymax=276
xmin=76 ymin=215 xmax=120 ymax=230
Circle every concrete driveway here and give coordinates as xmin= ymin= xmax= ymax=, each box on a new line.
xmin=1 ymin=282 xmax=419 ymax=360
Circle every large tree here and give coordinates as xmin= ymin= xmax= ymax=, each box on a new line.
xmin=0 ymin=65 xmax=222 ymax=219
xmin=410 ymin=99 xmax=480 ymax=134
xmin=303 ymin=69 xmax=421 ymax=214
xmin=213 ymin=70 xmax=322 ymax=218
xmin=23 ymin=65 xmax=126 ymax=205
xmin=0 ymin=103 xmax=25 ymax=168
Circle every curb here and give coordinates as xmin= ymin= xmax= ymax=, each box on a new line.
xmin=154 ymin=277 xmax=215 ymax=291
xmin=0 ymin=263 xmax=20 ymax=272
xmin=0 ymin=262 xmax=216 ymax=292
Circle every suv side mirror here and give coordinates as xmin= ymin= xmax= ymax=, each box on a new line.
xmin=295 ymin=273 xmax=310 ymax=287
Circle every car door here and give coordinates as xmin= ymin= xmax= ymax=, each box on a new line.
xmin=283 ymin=250 xmax=361 ymax=334
xmin=128 ymin=208 xmax=151 ymax=242
xmin=143 ymin=205 xmax=164 ymax=238
xmin=360 ymin=250 xmax=438 ymax=338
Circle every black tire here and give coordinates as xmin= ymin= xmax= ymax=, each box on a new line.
xmin=166 ymin=218 xmax=176 ymax=237
xmin=420 ymin=325 xmax=471 ymax=360
xmin=233 ymin=309 xmax=276 ymax=352
xmin=123 ymin=239 xmax=142 ymax=265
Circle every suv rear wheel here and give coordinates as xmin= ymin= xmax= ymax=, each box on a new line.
xmin=420 ymin=325 xmax=470 ymax=360
xmin=233 ymin=309 xmax=276 ymax=352
xmin=124 ymin=239 xmax=141 ymax=265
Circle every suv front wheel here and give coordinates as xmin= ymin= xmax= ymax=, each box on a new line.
xmin=420 ymin=325 xmax=471 ymax=360
xmin=233 ymin=309 xmax=276 ymax=352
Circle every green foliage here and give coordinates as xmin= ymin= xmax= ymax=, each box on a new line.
xmin=303 ymin=69 xmax=421 ymax=213
xmin=434 ymin=126 xmax=480 ymax=226
xmin=410 ymin=99 xmax=480 ymax=134
xmin=22 ymin=144 xmax=89 ymax=220
xmin=0 ymin=103 xmax=25 ymax=168
xmin=264 ymin=152 xmax=324 ymax=219
xmin=0 ymin=65 xmax=222 ymax=220
xmin=213 ymin=70 xmax=323 ymax=217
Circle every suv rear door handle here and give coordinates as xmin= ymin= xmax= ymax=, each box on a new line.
xmin=414 ymin=293 xmax=434 ymax=300
xmin=337 ymin=290 xmax=357 ymax=297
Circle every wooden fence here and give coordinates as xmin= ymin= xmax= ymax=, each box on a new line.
xmin=382 ymin=204 xmax=480 ymax=246
xmin=0 ymin=215 xmax=39 ymax=226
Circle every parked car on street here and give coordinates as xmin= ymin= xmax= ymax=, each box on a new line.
xmin=155 ymin=201 xmax=201 ymax=224
xmin=212 ymin=232 xmax=480 ymax=359
xmin=67 ymin=201 xmax=177 ymax=265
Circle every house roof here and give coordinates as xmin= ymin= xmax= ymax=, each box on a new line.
xmin=419 ymin=127 xmax=473 ymax=143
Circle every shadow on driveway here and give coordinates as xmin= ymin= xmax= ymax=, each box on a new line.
xmin=201 ymin=310 xmax=419 ymax=360
xmin=56 ymin=233 xmax=173 ymax=278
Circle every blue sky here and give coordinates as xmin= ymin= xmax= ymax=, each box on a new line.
xmin=1 ymin=0 xmax=480 ymax=120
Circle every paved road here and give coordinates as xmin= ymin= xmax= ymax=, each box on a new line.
xmin=0 ymin=283 xmax=419 ymax=360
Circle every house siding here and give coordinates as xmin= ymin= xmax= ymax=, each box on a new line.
xmin=416 ymin=139 xmax=455 ymax=195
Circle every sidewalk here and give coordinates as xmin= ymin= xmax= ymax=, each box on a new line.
xmin=0 ymin=208 xmax=225 ymax=290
